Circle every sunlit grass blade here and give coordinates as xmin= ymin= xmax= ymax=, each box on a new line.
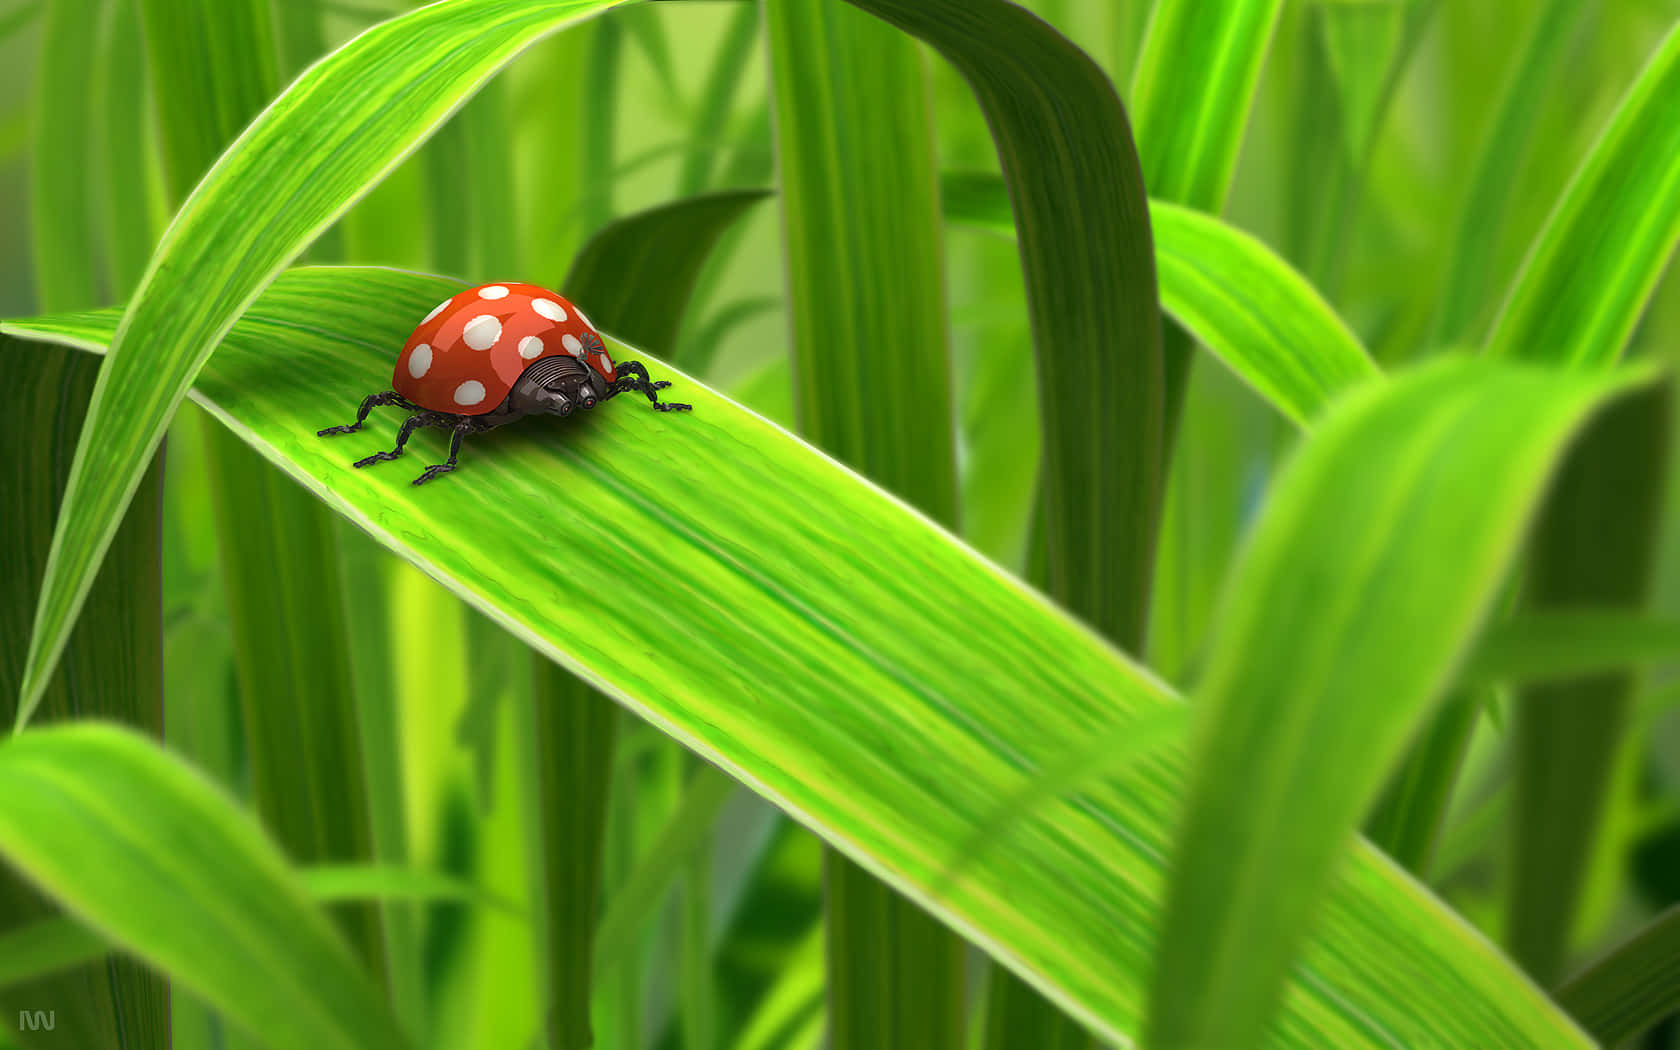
xmin=1508 ymin=383 xmax=1672 ymax=982
xmin=14 ymin=0 xmax=629 ymax=730
xmin=1148 ymin=355 xmax=1650 ymax=1049
xmin=1554 ymin=903 xmax=1680 ymax=1045
xmin=1486 ymin=19 xmax=1680 ymax=366
xmin=5 ymin=268 xmax=1603 ymax=1048
xmin=941 ymin=172 xmax=1379 ymax=427
xmin=0 ymin=722 xmax=409 ymax=1050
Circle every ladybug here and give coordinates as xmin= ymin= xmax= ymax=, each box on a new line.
xmin=318 ymin=282 xmax=691 ymax=485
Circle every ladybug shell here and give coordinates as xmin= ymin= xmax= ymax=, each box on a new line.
xmin=393 ymin=283 xmax=618 ymax=415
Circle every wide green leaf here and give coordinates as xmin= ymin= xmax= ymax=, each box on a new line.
xmin=14 ymin=0 xmax=629 ymax=729
xmin=4 ymin=266 xmax=1597 ymax=1048
xmin=1148 ymin=355 xmax=1648 ymax=1049
xmin=1487 ymin=19 xmax=1680 ymax=366
xmin=0 ymin=722 xmax=408 ymax=1050
xmin=941 ymin=173 xmax=1379 ymax=426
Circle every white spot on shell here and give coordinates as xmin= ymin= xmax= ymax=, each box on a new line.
xmin=574 ymin=307 xmax=594 ymax=329
xmin=422 ymin=298 xmax=453 ymax=324
xmin=478 ymin=285 xmax=510 ymax=299
xmin=532 ymin=298 xmax=567 ymax=322
xmin=561 ymin=333 xmax=583 ymax=356
xmin=462 ymin=314 xmax=502 ymax=350
xmin=407 ymin=343 xmax=432 ymax=378
xmin=453 ymin=380 xmax=486 ymax=407
xmin=597 ymin=351 xmax=614 ymax=372
xmin=518 ymin=335 xmax=545 ymax=360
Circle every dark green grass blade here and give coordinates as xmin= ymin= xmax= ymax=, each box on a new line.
xmin=0 ymin=335 xmax=167 ymax=1048
xmin=1555 ymin=904 xmax=1680 ymax=1045
xmin=14 ymin=0 xmax=628 ymax=730
xmin=5 ymin=269 xmax=1600 ymax=1049
xmin=561 ymin=189 xmax=770 ymax=357
xmin=0 ymin=723 xmax=409 ymax=1050
xmin=762 ymin=3 xmax=964 ymax=1047
xmin=1148 ymin=355 xmax=1649 ymax=1049
xmin=32 ymin=0 xmax=104 ymax=310
xmin=94 ymin=0 xmax=159 ymax=300
xmin=941 ymin=172 xmax=1377 ymax=427
xmin=1508 ymin=383 xmax=1672 ymax=983
xmin=849 ymin=0 xmax=1161 ymax=652
xmin=1486 ymin=20 xmax=1680 ymax=366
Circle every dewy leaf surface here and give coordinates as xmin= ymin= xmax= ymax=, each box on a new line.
xmin=1150 ymin=355 xmax=1647 ymax=1049
xmin=14 ymin=0 xmax=628 ymax=728
xmin=4 ymin=267 xmax=1596 ymax=1049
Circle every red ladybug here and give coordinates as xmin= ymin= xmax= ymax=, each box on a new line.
xmin=318 ymin=282 xmax=691 ymax=485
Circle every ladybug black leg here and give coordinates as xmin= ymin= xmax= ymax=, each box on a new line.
xmin=318 ymin=390 xmax=407 ymax=436
xmin=353 ymin=411 xmax=453 ymax=468
xmin=612 ymin=361 xmax=693 ymax=413
xmin=412 ymin=421 xmax=476 ymax=486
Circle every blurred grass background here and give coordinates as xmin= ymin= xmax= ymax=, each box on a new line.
xmin=3 ymin=0 xmax=1680 ymax=1048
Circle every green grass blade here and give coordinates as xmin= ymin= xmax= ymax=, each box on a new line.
xmin=5 ymin=269 xmax=1602 ymax=1049
xmin=1318 ymin=0 xmax=1405 ymax=167
xmin=0 ymin=723 xmax=409 ymax=1050
xmin=677 ymin=2 xmax=761 ymax=195
xmin=13 ymin=0 xmax=628 ymax=730
xmin=1487 ymin=19 xmax=1680 ymax=366
xmin=1465 ymin=611 xmax=1680 ymax=686
xmin=762 ymin=3 xmax=964 ymax=1046
xmin=941 ymin=173 xmax=1378 ymax=427
xmin=94 ymin=0 xmax=160 ymax=299
xmin=562 ymin=189 xmax=770 ymax=357
xmin=1432 ymin=0 xmax=1587 ymax=343
xmin=1128 ymin=0 xmax=1284 ymax=430
xmin=1148 ymin=355 xmax=1649 ymax=1049
xmin=1554 ymin=903 xmax=1680 ymax=1046
xmin=1508 ymin=383 xmax=1672 ymax=982
xmin=852 ymin=0 xmax=1161 ymax=650
xmin=0 ymin=335 xmax=168 ymax=1050
xmin=0 ymin=919 xmax=105 ymax=989
xmin=31 ymin=0 xmax=103 ymax=310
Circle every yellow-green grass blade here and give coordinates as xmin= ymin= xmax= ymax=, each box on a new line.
xmin=14 ymin=0 xmax=629 ymax=731
xmin=1465 ymin=611 xmax=1680 ymax=686
xmin=1507 ymin=383 xmax=1672 ymax=983
xmin=677 ymin=1 xmax=761 ymax=196
xmin=1487 ymin=19 xmax=1680 ymax=366
xmin=142 ymin=0 xmax=387 ymax=979
xmin=0 ymin=338 xmax=168 ymax=1049
xmin=1129 ymin=0 xmax=1284 ymax=428
xmin=0 ymin=864 xmax=522 ymax=988
xmin=763 ymin=3 xmax=964 ymax=1047
xmin=5 ymin=266 xmax=1602 ymax=1049
xmin=942 ymin=172 xmax=1378 ymax=427
xmin=1147 ymin=354 xmax=1651 ymax=1050
xmin=94 ymin=0 xmax=161 ymax=300
xmin=0 ymin=723 xmax=409 ymax=1050
xmin=1317 ymin=0 xmax=1405 ymax=167
xmin=1554 ymin=903 xmax=1680 ymax=1046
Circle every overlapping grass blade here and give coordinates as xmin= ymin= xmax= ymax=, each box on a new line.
xmin=941 ymin=172 xmax=1378 ymax=426
xmin=14 ymin=0 xmax=629 ymax=729
xmin=0 ymin=722 xmax=409 ymax=1050
xmin=1129 ymin=0 xmax=1284 ymax=426
xmin=1554 ymin=903 xmax=1680 ymax=1046
xmin=1464 ymin=611 xmax=1680 ymax=685
xmin=4 ymin=267 xmax=1602 ymax=1048
xmin=763 ymin=5 xmax=963 ymax=1041
xmin=1147 ymin=355 xmax=1649 ymax=1049
xmin=1486 ymin=19 xmax=1680 ymax=366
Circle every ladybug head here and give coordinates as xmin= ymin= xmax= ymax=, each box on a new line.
xmin=512 ymin=354 xmax=599 ymax=418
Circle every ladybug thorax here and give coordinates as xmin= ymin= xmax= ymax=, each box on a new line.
xmin=392 ymin=282 xmax=619 ymax=415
